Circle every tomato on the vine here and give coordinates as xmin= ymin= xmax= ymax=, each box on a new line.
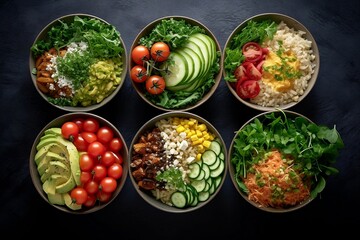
xmin=70 ymin=187 xmax=88 ymax=205
xmin=61 ymin=122 xmax=79 ymax=141
xmin=131 ymin=45 xmax=150 ymax=65
xmin=151 ymin=42 xmax=170 ymax=62
xmin=145 ymin=75 xmax=166 ymax=95
xmin=131 ymin=65 xmax=148 ymax=83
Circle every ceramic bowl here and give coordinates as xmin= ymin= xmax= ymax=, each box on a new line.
xmin=29 ymin=112 xmax=128 ymax=214
xmin=29 ymin=13 xmax=128 ymax=112
xmin=228 ymin=109 xmax=344 ymax=213
xmin=222 ymin=13 xmax=319 ymax=111
xmin=129 ymin=111 xmax=227 ymax=213
xmin=129 ymin=15 xmax=222 ymax=111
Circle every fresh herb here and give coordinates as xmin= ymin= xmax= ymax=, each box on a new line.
xmin=224 ymin=20 xmax=278 ymax=82
xmin=231 ymin=110 xmax=344 ymax=199
xmin=156 ymin=167 xmax=186 ymax=191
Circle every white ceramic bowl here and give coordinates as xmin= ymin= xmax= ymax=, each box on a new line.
xmin=29 ymin=13 xmax=128 ymax=112
xmin=29 ymin=112 xmax=129 ymax=214
xmin=222 ymin=13 xmax=319 ymax=111
xmin=129 ymin=111 xmax=227 ymax=213
xmin=129 ymin=16 xmax=222 ymax=112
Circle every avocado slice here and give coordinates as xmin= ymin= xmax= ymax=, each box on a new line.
xmin=47 ymin=192 xmax=65 ymax=205
xmin=56 ymin=174 xmax=76 ymax=194
xmin=44 ymin=127 xmax=62 ymax=136
xmin=37 ymin=152 xmax=70 ymax=176
xmin=35 ymin=142 xmax=67 ymax=165
xmin=40 ymin=161 xmax=71 ymax=183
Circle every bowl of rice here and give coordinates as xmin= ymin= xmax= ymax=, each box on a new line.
xmin=222 ymin=13 xmax=319 ymax=111
xmin=129 ymin=111 xmax=227 ymax=213
xmin=29 ymin=13 xmax=127 ymax=112
xmin=228 ymin=109 xmax=344 ymax=213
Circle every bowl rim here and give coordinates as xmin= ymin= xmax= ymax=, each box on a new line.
xmin=222 ymin=12 xmax=320 ymax=112
xmin=129 ymin=15 xmax=223 ymax=112
xmin=29 ymin=112 xmax=129 ymax=214
xmin=227 ymin=109 xmax=314 ymax=213
xmin=128 ymin=111 xmax=228 ymax=213
xmin=29 ymin=13 xmax=128 ymax=112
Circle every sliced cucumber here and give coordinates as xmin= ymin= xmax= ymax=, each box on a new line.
xmin=198 ymin=191 xmax=210 ymax=202
xmin=191 ymin=179 xmax=206 ymax=192
xmin=181 ymin=47 xmax=202 ymax=83
xmin=210 ymin=159 xmax=225 ymax=178
xmin=162 ymin=52 xmax=188 ymax=87
xmin=188 ymin=162 xmax=201 ymax=179
xmin=202 ymin=150 xmax=217 ymax=166
xmin=171 ymin=191 xmax=187 ymax=208
xmin=209 ymin=141 xmax=222 ymax=156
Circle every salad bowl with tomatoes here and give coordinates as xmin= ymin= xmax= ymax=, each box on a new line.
xmin=129 ymin=16 xmax=222 ymax=111
xmin=29 ymin=14 xmax=128 ymax=112
xmin=223 ymin=13 xmax=319 ymax=111
xmin=29 ymin=112 xmax=128 ymax=214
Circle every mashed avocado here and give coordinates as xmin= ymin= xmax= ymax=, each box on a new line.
xmin=73 ymin=57 xmax=123 ymax=106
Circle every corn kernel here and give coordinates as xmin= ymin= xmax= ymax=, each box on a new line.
xmin=203 ymin=140 xmax=211 ymax=148
xmin=196 ymin=153 xmax=202 ymax=161
xmin=198 ymin=124 xmax=207 ymax=131
xmin=196 ymin=130 xmax=203 ymax=137
xmin=190 ymin=135 xmax=198 ymax=142
xmin=192 ymin=139 xmax=202 ymax=145
xmin=203 ymin=133 xmax=210 ymax=140
xmin=176 ymin=126 xmax=185 ymax=133
xmin=197 ymin=144 xmax=204 ymax=152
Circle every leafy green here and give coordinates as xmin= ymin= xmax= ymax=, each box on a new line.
xmin=155 ymin=167 xmax=186 ymax=191
xmin=139 ymin=18 xmax=205 ymax=49
xmin=231 ymin=110 xmax=344 ymax=199
xmin=224 ymin=20 xmax=278 ymax=82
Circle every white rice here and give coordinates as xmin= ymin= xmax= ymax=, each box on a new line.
xmin=250 ymin=21 xmax=316 ymax=107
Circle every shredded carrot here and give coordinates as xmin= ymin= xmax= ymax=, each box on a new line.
xmin=243 ymin=150 xmax=310 ymax=208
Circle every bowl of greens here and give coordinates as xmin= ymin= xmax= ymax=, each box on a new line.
xmin=29 ymin=112 xmax=129 ymax=214
xmin=129 ymin=111 xmax=227 ymax=213
xmin=129 ymin=16 xmax=222 ymax=111
xmin=228 ymin=109 xmax=344 ymax=213
xmin=29 ymin=13 xmax=127 ymax=112
xmin=222 ymin=13 xmax=319 ymax=111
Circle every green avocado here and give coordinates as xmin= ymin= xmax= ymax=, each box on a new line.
xmin=47 ymin=193 xmax=65 ymax=205
xmin=63 ymin=192 xmax=82 ymax=210
xmin=37 ymin=152 xmax=69 ymax=176
xmin=40 ymin=161 xmax=71 ymax=183
xmin=55 ymin=174 xmax=76 ymax=194
xmin=44 ymin=127 xmax=62 ymax=136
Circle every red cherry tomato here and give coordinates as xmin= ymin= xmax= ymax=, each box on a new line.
xmin=83 ymin=194 xmax=97 ymax=208
xmin=83 ymin=118 xmax=100 ymax=133
xmin=97 ymin=126 xmax=114 ymax=144
xmin=145 ymin=75 xmax=166 ymax=95
xmin=73 ymin=134 xmax=89 ymax=152
xmin=84 ymin=180 xmax=99 ymax=195
xmin=113 ymin=152 xmax=123 ymax=165
xmin=101 ymin=151 xmax=116 ymax=167
xmin=79 ymin=153 xmax=96 ymax=172
xmin=80 ymin=171 xmax=92 ymax=185
xmin=70 ymin=187 xmax=88 ymax=205
xmin=81 ymin=132 xmax=97 ymax=144
xmin=61 ymin=122 xmax=79 ymax=141
xmin=131 ymin=45 xmax=150 ymax=65
xmin=150 ymin=42 xmax=170 ymax=62
xmin=97 ymin=190 xmax=112 ymax=203
xmin=108 ymin=138 xmax=123 ymax=152
xmin=108 ymin=163 xmax=123 ymax=180
xmin=88 ymin=141 xmax=106 ymax=159
xmin=100 ymin=177 xmax=117 ymax=193
xmin=92 ymin=164 xmax=107 ymax=182
xmin=72 ymin=118 xmax=85 ymax=132
xmin=130 ymin=65 xmax=148 ymax=83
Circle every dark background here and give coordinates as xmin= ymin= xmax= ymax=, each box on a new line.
xmin=1 ymin=0 xmax=359 ymax=236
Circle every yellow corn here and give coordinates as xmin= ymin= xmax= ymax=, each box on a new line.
xmin=197 ymin=124 xmax=207 ymax=131
xmin=196 ymin=153 xmax=202 ymax=161
xmin=176 ymin=126 xmax=185 ymax=133
xmin=203 ymin=140 xmax=211 ymax=149
xmin=190 ymin=135 xmax=198 ymax=142
xmin=196 ymin=130 xmax=203 ymax=137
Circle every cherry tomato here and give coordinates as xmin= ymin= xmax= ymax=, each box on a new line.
xmin=97 ymin=190 xmax=112 ymax=203
xmin=70 ymin=187 xmax=88 ymax=205
xmin=101 ymin=151 xmax=116 ymax=167
xmin=88 ymin=141 xmax=106 ymax=159
xmin=81 ymin=132 xmax=97 ymax=144
xmin=113 ymin=152 xmax=123 ymax=164
xmin=108 ymin=163 xmax=123 ymax=180
xmin=145 ymin=75 xmax=166 ymax=95
xmin=242 ymin=42 xmax=263 ymax=62
xmin=84 ymin=180 xmax=99 ymax=195
xmin=73 ymin=134 xmax=89 ymax=152
xmin=83 ymin=118 xmax=100 ymax=133
xmin=131 ymin=45 xmax=150 ymax=65
xmin=234 ymin=65 xmax=247 ymax=84
xmin=72 ymin=118 xmax=85 ymax=132
xmin=79 ymin=153 xmax=96 ymax=172
xmin=100 ymin=177 xmax=117 ymax=193
xmin=130 ymin=65 xmax=148 ymax=83
xmin=243 ymin=62 xmax=262 ymax=80
xmin=92 ymin=164 xmax=107 ymax=182
xmin=150 ymin=42 xmax=170 ymax=62
xmin=80 ymin=171 xmax=92 ymax=185
xmin=97 ymin=126 xmax=114 ymax=144
xmin=61 ymin=122 xmax=79 ymax=141
xmin=108 ymin=138 xmax=123 ymax=152
xmin=236 ymin=80 xmax=260 ymax=99
xmin=83 ymin=194 xmax=97 ymax=208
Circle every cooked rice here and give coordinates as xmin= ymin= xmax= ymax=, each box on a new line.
xmin=250 ymin=21 xmax=316 ymax=107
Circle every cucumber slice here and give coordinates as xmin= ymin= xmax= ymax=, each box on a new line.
xmin=198 ymin=191 xmax=210 ymax=202
xmin=210 ymin=159 xmax=225 ymax=178
xmin=209 ymin=141 xmax=222 ymax=156
xmin=162 ymin=52 xmax=188 ymax=87
xmin=188 ymin=162 xmax=201 ymax=179
xmin=191 ymin=179 xmax=206 ymax=192
xmin=202 ymin=150 xmax=217 ymax=166
xmin=208 ymin=156 xmax=221 ymax=170
xmin=171 ymin=191 xmax=187 ymax=208
xmin=181 ymin=47 xmax=202 ymax=83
